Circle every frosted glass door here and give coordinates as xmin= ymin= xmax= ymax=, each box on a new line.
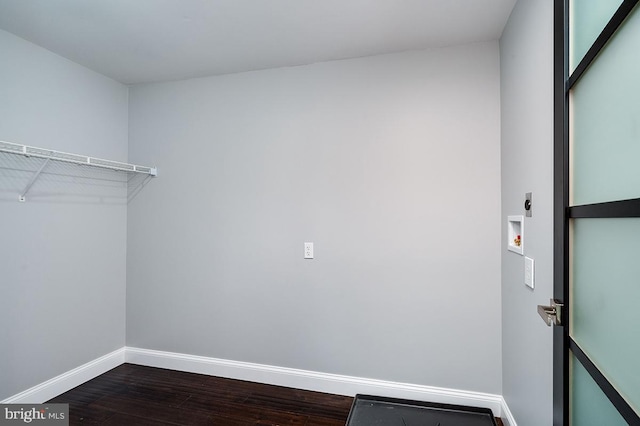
xmin=571 ymin=353 xmax=628 ymax=426
xmin=571 ymin=219 xmax=640 ymax=413
xmin=569 ymin=0 xmax=622 ymax=72
xmin=571 ymin=5 xmax=640 ymax=205
xmin=565 ymin=1 xmax=640 ymax=425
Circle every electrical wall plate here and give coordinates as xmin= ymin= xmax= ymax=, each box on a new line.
xmin=525 ymin=256 xmax=534 ymax=289
xmin=525 ymin=192 xmax=532 ymax=217
xmin=304 ymin=242 xmax=314 ymax=259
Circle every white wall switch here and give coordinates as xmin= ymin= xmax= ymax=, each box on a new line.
xmin=524 ymin=256 xmax=534 ymax=289
xmin=304 ymin=242 xmax=314 ymax=259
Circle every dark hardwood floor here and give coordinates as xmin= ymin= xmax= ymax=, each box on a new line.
xmin=47 ymin=363 xmax=503 ymax=425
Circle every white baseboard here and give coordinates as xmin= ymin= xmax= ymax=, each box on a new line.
xmin=1 ymin=348 xmax=125 ymax=404
xmin=500 ymin=396 xmax=517 ymax=426
xmin=125 ymin=346 xmax=504 ymax=416
xmin=2 ymin=346 xmax=511 ymax=421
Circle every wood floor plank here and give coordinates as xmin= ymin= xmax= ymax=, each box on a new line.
xmin=90 ymin=393 xmax=212 ymax=425
xmin=65 ymin=406 xmax=116 ymax=425
xmin=101 ymin=413 xmax=177 ymax=426
xmin=305 ymin=416 xmax=351 ymax=426
xmin=243 ymin=391 xmax=352 ymax=419
xmin=178 ymin=394 xmax=309 ymax=425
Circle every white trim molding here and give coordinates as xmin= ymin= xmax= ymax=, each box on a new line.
xmin=1 ymin=348 xmax=125 ymax=404
xmin=2 ymin=346 xmax=514 ymax=422
xmin=500 ymin=396 xmax=517 ymax=426
xmin=125 ymin=346 xmax=504 ymax=416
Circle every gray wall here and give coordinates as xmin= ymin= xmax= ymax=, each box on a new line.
xmin=127 ymin=43 xmax=503 ymax=394
xmin=0 ymin=30 xmax=129 ymax=400
xmin=500 ymin=1 xmax=554 ymax=424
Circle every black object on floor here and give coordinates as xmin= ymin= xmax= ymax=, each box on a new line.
xmin=346 ymin=394 xmax=497 ymax=426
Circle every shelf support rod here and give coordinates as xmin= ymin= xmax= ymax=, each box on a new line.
xmin=19 ymin=157 xmax=50 ymax=202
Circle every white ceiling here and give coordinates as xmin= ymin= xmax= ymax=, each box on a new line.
xmin=0 ymin=0 xmax=516 ymax=85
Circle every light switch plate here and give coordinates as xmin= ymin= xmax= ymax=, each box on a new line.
xmin=525 ymin=256 xmax=534 ymax=289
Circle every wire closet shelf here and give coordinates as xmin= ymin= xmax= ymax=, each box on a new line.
xmin=0 ymin=140 xmax=157 ymax=202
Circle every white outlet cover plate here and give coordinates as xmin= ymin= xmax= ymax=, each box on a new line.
xmin=304 ymin=242 xmax=314 ymax=259
xmin=524 ymin=256 xmax=534 ymax=289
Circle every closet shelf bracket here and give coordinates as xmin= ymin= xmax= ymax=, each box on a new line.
xmin=19 ymin=157 xmax=50 ymax=202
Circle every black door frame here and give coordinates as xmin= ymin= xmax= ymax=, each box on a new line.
xmin=553 ymin=1 xmax=640 ymax=425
